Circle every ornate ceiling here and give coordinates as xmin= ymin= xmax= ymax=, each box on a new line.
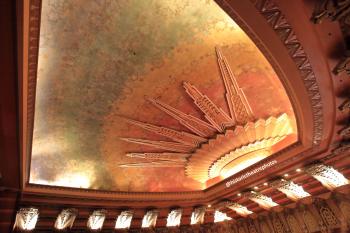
xmin=29 ymin=0 xmax=296 ymax=192
xmin=1 ymin=0 xmax=350 ymax=232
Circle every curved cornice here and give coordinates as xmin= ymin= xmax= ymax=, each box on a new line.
xmin=20 ymin=0 xmax=334 ymax=202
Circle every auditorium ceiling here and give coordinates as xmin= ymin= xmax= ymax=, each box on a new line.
xmin=29 ymin=0 xmax=297 ymax=192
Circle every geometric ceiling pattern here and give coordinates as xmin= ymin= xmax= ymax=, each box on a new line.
xmin=30 ymin=0 xmax=296 ymax=192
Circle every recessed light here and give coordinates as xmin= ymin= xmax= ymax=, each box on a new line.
xmin=237 ymin=193 xmax=241 ymax=197
xmin=284 ymin=174 xmax=289 ymax=177
xmin=254 ymin=186 xmax=259 ymax=190
xmin=207 ymin=204 xmax=211 ymax=208
xmin=263 ymin=182 xmax=268 ymax=186
xmin=296 ymin=168 xmax=302 ymax=172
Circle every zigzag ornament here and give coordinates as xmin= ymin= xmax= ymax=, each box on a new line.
xmin=118 ymin=47 xmax=295 ymax=183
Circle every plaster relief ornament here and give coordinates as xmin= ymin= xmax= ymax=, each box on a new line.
xmin=87 ymin=209 xmax=107 ymax=231
xmin=115 ymin=210 xmax=133 ymax=229
xmin=217 ymin=200 xmax=253 ymax=217
xmin=119 ymin=47 xmax=296 ymax=183
xmin=305 ymin=164 xmax=349 ymax=190
xmin=142 ymin=210 xmax=159 ymax=228
xmin=244 ymin=191 xmax=278 ymax=210
xmin=190 ymin=207 xmax=206 ymax=225
xmin=166 ymin=209 xmax=182 ymax=227
xmin=214 ymin=210 xmax=232 ymax=223
xmin=13 ymin=208 xmax=39 ymax=231
xmin=270 ymin=179 xmax=310 ymax=201
xmin=54 ymin=208 xmax=78 ymax=230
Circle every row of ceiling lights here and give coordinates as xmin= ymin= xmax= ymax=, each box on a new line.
xmin=13 ymin=163 xmax=348 ymax=231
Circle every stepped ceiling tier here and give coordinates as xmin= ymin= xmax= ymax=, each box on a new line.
xmin=28 ymin=0 xmax=297 ymax=192
xmin=3 ymin=0 xmax=350 ymax=232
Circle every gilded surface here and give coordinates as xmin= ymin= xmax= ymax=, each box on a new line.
xmin=30 ymin=0 xmax=295 ymax=191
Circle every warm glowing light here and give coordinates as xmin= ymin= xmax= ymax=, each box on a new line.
xmin=264 ymin=182 xmax=268 ymax=186
xmin=54 ymin=209 xmax=77 ymax=230
xmin=226 ymin=202 xmax=253 ymax=217
xmin=190 ymin=207 xmax=206 ymax=225
xmin=306 ymin=164 xmax=349 ymax=190
xmin=271 ymin=179 xmax=310 ymax=201
xmin=245 ymin=191 xmax=278 ymax=210
xmin=254 ymin=186 xmax=259 ymax=190
xmin=220 ymin=151 xmax=270 ymax=178
xmin=115 ymin=211 xmax=133 ymax=229
xmin=284 ymin=174 xmax=289 ymax=177
xmin=32 ymin=172 xmax=92 ymax=189
xmin=237 ymin=193 xmax=241 ymax=197
xmin=142 ymin=210 xmax=158 ymax=228
xmin=296 ymin=168 xmax=302 ymax=172
xmin=166 ymin=209 xmax=182 ymax=227
xmin=13 ymin=208 xmax=39 ymax=231
xmin=207 ymin=204 xmax=211 ymax=208
xmin=214 ymin=211 xmax=232 ymax=223
xmin=87 ymin=210 xmax=107 ymax=230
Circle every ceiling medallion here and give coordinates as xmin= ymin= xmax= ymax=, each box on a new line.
xmin=119 ymin=47 xmax=296 ymax=183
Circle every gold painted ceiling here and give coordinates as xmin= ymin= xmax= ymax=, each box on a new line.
xmin=30 ymin=0 xmax=297 ymax=192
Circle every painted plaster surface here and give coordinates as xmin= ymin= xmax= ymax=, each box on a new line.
xmin=31 ymin=0 xmax=296 ymax=191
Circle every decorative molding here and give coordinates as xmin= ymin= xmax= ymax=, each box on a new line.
xmin=148 ymin=98 xmax=217 ymax=138
xmin=215 ymin=47 xmax=254 ymax=125
xmin=120 ymin=117 xmax=206 ymax=147
xmin=120 ymin=47 xmax=295 ymax=183
xmin=311 ymin=0 xmax=350 ymax=75
xmin=339 ymin=99 xmax=350 ymax=112
xmin=120 ymin=138 xmax=194 ymax=153
xmin=251 ymin=0 xmax=324 ymax=145
xmin=339 ymin=125 xmax=350 ymax=137
xmin=22 ymin=0 xmax=327 ymax=200
xmin=183 ymin=81 xmax=234 ymax=132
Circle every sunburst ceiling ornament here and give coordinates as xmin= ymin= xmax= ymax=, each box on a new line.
xmin=119 ymin=47 xmax=296 ymax=183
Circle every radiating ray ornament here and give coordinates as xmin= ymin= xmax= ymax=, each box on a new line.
xmin=119 ymin=47 xmax=296 ymax=183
